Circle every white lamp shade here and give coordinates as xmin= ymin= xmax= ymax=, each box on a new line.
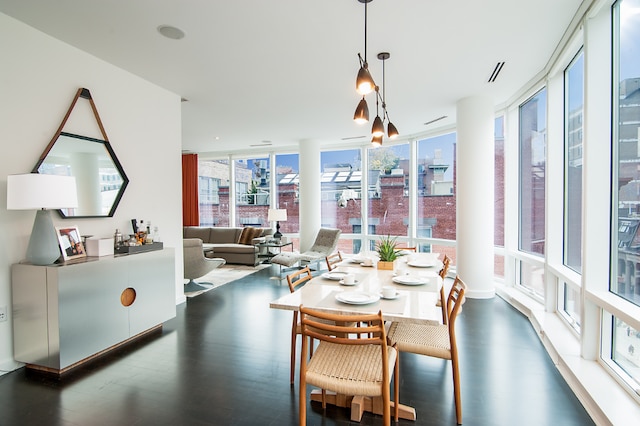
xmin=268 ymin=208 xmax=287 ymax=222
xmin=7 ymin=173 xmax=78 ymax=210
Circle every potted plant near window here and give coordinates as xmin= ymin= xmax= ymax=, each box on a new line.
xmin=247 ymin=180 xmax=258 ymax=204
xmin=376 ymin=235 xmax=401 ymax=270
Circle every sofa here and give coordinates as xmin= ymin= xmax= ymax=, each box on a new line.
xmin=183 ymin=226 xmax=273 ymax=266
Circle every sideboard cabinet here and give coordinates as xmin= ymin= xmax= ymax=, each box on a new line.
xmin=12 ymin=248 xmax=176 ymax=373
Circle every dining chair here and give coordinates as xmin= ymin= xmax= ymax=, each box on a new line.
xmin=298 ymin=306 xmax=399 ymax=426
xmin=287 ymin=267 xmax=314 ymax=385
xmin=325 ymin=251 xmax=343 ymax=271
xmin=437 ymin=254 xmax=452 ymax=324
xmin=387 ymin=275 xmax=467 ymax=425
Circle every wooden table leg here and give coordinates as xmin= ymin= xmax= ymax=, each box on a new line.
xmin=310 ymin=390 xmax=416 ymax=422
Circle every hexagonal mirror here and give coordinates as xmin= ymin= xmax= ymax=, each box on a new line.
xmin=33 ymin=131 xmax=129 ymax=218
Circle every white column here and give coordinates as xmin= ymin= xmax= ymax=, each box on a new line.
xmin=456 ymin=96 xmax=495 ymax=298
xmin=298 ymin=140 xmax=321 ymax=252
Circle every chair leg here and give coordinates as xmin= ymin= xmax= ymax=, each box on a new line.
xmin=291 ymin=319 xmax=297 ymax=385
xmin=394 ymin=352 xmax=399 ymax=422
xmin=300 ymin=375 xmax=307 ymax=426
xmin=440 ymin=286 xmax=447 ymax=325
xmin=451 ymin=356 xmax=462 ymax=425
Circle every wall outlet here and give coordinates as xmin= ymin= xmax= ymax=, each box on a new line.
xmin=0 ymin=306 xmax=7 ymax=322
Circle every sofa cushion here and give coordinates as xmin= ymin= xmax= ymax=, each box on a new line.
xmin=183 ymin=226 xmax=211 ymax=242
xmin=238 ymin=226 xmax=262 ymax=245
xmin=210 ymin=227 xmax=242 ymax=244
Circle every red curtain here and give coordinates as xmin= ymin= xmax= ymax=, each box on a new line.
xmin=182 ymin=153 xmax=199 ymax=226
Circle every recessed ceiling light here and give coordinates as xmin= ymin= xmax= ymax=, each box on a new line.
xmin=157 ymin=25 xmax=185 ymax=40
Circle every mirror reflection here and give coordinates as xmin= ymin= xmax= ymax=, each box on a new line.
xmin=34 ymin=132 xmax=129 ymax=218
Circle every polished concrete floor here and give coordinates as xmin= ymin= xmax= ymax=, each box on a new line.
xmin=0 ymin=266 xmax=594 ymax=425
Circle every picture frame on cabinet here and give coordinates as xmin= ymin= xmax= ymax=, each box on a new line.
xmin=56 ymin=225 xmax=86 ymax=260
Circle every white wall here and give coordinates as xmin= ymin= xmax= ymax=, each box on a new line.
xmin=0 ymin=13 xmax=184 ymax=373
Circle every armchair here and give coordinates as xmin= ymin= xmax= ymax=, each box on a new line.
xmin=298 ymin=228 xmax=341 ymax=270
xmin=183 ymin=238 xmax=226 ymax=293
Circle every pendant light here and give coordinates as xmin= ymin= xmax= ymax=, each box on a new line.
xmin=353 ymin=96 xmax=369 ymax=124
xmin=352 ymin=0 xmax=400 ymax=145
xmin=355 ymin=0 xmax=374 ymax=96
xmin=371 ymin=86 xmax=384 ymax=137
xmin=378 ymin=52 xmax=399 ymax=139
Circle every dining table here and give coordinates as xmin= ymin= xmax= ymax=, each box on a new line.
xmin=269 ymin=253 xmax=444 ymax=422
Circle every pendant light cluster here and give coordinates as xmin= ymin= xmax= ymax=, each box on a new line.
xmin=353 ymin=0 xmax=399 ymax=147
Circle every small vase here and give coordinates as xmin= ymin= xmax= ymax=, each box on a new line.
xmin=377 ymin=260 xmax=395 ymax=270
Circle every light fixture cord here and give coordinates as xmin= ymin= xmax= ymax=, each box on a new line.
xmin=364 ymin=0 xmax=368 ymax=62
xmin=381 ymin=57 xmax=387 ymax=118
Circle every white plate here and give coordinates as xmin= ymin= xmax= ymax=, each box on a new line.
xmin=335 ymin=291 xmax=380 ymax=305
xmin=379 ymin=291 xmax=400 ymax=300
xmin=322 ymin=272 xmax=348 ymax=280
xmin=350 ymin=257 xmax=364 ymax=263
xmin=339 ymin=279 xmax=360 ymax=286
xmin=392 ymin=275 xmax=428 ymax=286
xmin=407 ymin=260 xmax=436 ymax=268
xmin=360 ymin=262 xmax=375 ymax=267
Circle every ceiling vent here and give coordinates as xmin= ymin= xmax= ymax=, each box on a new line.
xmin=488 ymin=62 xmax=505 ymax=83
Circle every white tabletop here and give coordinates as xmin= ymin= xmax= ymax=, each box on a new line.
xmin=269 ymin=255 xmax=443 ymax=323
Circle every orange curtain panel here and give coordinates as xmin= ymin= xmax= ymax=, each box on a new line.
xmin=182 ymin=153 xmax=199 ymax=226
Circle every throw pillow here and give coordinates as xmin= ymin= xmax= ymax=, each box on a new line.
xmin=238 ymin=227 xmax=261 ymax=245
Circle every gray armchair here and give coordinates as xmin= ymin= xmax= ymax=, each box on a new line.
xmin=299 ymin=228 xmax=341 ymax=270
xmin=183 ymin=238 xmax=226 ymax=293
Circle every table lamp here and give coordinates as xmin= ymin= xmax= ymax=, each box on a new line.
xmin=7 ymin=173 xmax=78 ymax=265
xmin=268 ymin=208 xmax=287 ymax=240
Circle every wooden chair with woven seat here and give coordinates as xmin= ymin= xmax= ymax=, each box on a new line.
xmin=325 ymin=251 xmax=342 ymax=271
xmin=387 ymin=275 xmax=467 ymax=425
xmin=287 ymin=266 xmax=314 ymax=385
xmin=299 ymin=306 xmax=399 ymax=426
xmin=437 ymin=254 xmax=452 ymax=324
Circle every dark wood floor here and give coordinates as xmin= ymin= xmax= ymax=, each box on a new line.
xmin=0 ymin=266 xmax=594 ymax=426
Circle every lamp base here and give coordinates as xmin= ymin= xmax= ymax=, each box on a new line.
xmin=273 ymin=222 xmax=282 ymax=240
xmin=26 ymin=209 xmax=62 ymax=265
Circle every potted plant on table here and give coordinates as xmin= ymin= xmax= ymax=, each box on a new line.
xmin=376 ymin=235 xmax=402 ymax=270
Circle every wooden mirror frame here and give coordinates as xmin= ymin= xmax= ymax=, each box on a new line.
xmin=32 ymin=88 xmax=129 ymax=218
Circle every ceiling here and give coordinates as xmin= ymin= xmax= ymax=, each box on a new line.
xmin=1 ymin=0 xmax=585 ymax=156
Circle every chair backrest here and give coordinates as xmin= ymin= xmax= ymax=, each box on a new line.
xmin=299 ymin=306 xmax=388 ymax=354
xmin=308 ymin=228 xmax=341 ymax=255
xmin=439 ymin=254 xmax=451 ymax=280
xmin=446 ymin=276 xmax=467 ymax=348
xmin=287 ymin=266 xmax=313 ymax=293
xmin=325 ymin=252 xmax=342 ymax=271
xmin=183 ymin=238 xmax=225 ymax=280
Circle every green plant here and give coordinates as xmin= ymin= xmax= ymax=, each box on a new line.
xmin=247 ymin=180 xmax=258 ymax=204
xmin=376 ymin=235 xmax=402 ymax=262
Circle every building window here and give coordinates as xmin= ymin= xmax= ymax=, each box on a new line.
xmin=565 ymin=50 xmax=584 ymax=274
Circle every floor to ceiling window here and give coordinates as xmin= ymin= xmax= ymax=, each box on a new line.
xmin=608 ymin=0 xmax=640 ymax=390
xmin=367 ymin=144 xmax=409 ymax=244
xmin=415 ymin=133 xmax=456 ymax=259
xmin=559 ymin=49 xmax=585 ymax=332
xmin=275 ymin=153 xmax=299 ymax=235
xmin=198 ymin=159 xmax=230 ymax=226
xmin=319 ymin=148 xmax=362 ymax=253
xmin=519 ymin=89 xmax=547 ymax=296
xmin=234 ymin=157 xmax=270 ymax=227
xmin=495 ymin=116 xmax=505 ymax=278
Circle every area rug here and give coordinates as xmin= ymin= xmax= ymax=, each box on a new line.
xmin=184 ymin=263 xmax=271 ymax=298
